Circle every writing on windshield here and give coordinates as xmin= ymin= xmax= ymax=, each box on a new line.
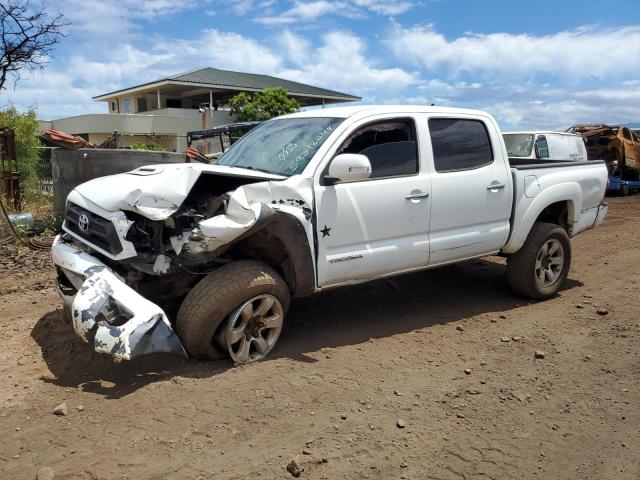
xmin=217 ymin=117 xmax=343 ymax=176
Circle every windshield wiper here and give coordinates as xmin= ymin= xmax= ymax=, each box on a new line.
xmin=234 ymin=165 xmax=277 ymax=175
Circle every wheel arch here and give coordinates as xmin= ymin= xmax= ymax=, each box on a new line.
xmin=227 ymin=211 xmax=316 ymax=297
xmin=503 ymin=182 xmax=580 ymax=254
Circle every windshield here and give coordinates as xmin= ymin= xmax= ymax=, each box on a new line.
xmin=216 ymin=117 xmax=343 ymax=176
xmin=503 ymin=134 xmax=534 ymax=157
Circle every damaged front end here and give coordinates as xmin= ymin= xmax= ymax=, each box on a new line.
xmin=52 ymin=236 xmax=187 ymax=360
xmin=52 ymin=163 xmax=314 ymax=361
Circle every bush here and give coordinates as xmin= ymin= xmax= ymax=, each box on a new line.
xmin=0 ymin=105 xmax=41 ymax=186
xmin=129 ymin=143 xmax=167 ymax=151
xmin=230 ymin=88 xmax=299 ymax=122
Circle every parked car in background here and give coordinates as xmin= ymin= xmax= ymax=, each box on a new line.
xmin=567 ymin=124 xmax=640 ymax=179
xmin=503 ymin=131 xmax=588 ymax=163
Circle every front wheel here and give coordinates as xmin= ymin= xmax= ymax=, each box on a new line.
xmin=176 ymin=260 xmax=290 ymax=363
xmin=507 ymin=222 xmax=572 ymax=300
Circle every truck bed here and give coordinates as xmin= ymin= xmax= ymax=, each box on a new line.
xmin=503 ymin=158 xmax=609 ymax=254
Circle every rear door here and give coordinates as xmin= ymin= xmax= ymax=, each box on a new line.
xmin=426 ymin=115 xmax=512 ymax=265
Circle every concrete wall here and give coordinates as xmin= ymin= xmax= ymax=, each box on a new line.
xmin=52 ymin=148 xmax=186 ymax=214
xmin=39 ymin=110 xmax=237 ymax=152
xmin=85 ymin=133 xmax=177 ymax=151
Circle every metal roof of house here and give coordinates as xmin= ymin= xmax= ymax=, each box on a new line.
xmin=94 ymin=67 xmax=361 ymax=103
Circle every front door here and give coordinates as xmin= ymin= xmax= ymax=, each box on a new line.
xmin=315 ymin=117 xmax=431 ymax=286
xmin=426 ymin=116 xmax=512 ymax=265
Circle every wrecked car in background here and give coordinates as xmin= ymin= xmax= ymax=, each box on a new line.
xmin=52 ymin=106 xmax=609 ymax=365
xmin=568 ymin=124 xmax=640 ymax=179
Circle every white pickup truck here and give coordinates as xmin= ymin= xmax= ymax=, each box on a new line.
xmin=503 ymin=131 xmax=588 ymax=162
xmin=51 ymin=106 xmax=609 ymax=364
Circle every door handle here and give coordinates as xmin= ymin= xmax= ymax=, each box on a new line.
xmin=405 ymin=192 xmax=430 ymax=200
xmin=487 ymin=183 xmax=506 ymax=190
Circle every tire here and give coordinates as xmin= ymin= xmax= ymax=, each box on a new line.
xmin=176 ymin=260 xmax=290 ymax=361
xmin=507 ymin=222 xmax=571 ymax=300
xmin=620 ymin=183 xmax=629 ymax=197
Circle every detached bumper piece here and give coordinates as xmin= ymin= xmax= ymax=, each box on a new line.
xmin=51 ymin=235 xmax=186 ymax=361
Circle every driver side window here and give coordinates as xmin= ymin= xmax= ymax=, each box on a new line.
xmin=337 ymin=118 xmax=418 ymax=178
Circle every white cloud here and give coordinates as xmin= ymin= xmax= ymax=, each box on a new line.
xmin=2 ymin=25 xmax=417 ymax=119
xmin=4 ymin=1 xmax=638 ymax=133
xmin=229 ymin=0 xmax=254 ymax=15
xmin=353 ymin=0 xmax=412 ymax=15
xmin=278 ymin=30 xmax=313 ymax=64
xmin=257 ymin=0 xmax=414 ymax=25
xmin=56 ymin=0 xmax=211 ymax=39
xmin=488 ymin=97 xmax=640 ymax=131
xmin=387 ymin=23 xmax=640 ymax=81
xmin=257 ymin=1 xmax=344 ymax=25
xmin=153 ymin=29 xmax=284 ymax=74
xmin=382 ymin=22 xmax=640 ymax=129
xmin=277 ymin=31 xmax=417 ymax=96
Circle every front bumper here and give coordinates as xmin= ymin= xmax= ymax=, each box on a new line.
xmin=51 ymin=235 xmax=186 ymax=360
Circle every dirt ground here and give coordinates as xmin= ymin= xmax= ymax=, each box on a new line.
xmin=1 ymin=196 xmax=638 ymax=480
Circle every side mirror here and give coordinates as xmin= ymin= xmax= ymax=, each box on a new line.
xmin=324 ymin=153 xmax=371 ymax=185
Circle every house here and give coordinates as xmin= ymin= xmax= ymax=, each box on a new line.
xmin=38 ymin=67 xmax=360 ymax=152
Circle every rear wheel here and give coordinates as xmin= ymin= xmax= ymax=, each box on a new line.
xmin=507 ymin=222 xmax=571 ymax=300
xmin=176 ymin=260 xmax=290 ymax=362
xmin=620 ymin=183 xmax=630 ymax=197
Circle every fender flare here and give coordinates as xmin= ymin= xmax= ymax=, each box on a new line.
xmin=503 ymin=182 xmax=580 ymax=254
xmin=236 ymin=210 xmax=316 ymax=297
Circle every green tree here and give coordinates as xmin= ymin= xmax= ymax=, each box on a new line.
xmin=230 ymin=87 xmax=299 ymax=122
xmin=0 ymin=104 xmax=41 ymax=185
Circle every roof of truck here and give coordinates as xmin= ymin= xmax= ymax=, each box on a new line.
xmin=281 ymin=105 xmax=491 ymax=119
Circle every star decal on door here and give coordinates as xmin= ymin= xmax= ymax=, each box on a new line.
xmin=320 ymin=225 xmax=332 ymax=238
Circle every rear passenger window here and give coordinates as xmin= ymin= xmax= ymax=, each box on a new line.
xmin=337 ymin=119 xmax=418 ymax=178
xmin=429 ymin=118 xmax=493 ymax=172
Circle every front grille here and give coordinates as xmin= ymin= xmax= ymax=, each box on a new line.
xmin=65 ymin=203 xmax=123 ymax=255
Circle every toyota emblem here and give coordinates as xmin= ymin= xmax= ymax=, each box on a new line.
xmin=78 ymin=213 xmax=90 ymax=232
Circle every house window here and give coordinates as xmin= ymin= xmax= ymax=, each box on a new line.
xmin=137 ymin=97 xmax=148 ymax=112
xmin=123 ymin=98 xmax=132 ymax=113
xmin=429 ymin=118 xmax=493 ymax=172
xmin=111 ymin=101 xmax=117 ymax=112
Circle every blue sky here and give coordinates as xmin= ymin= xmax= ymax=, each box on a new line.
xmin=2 ymin=0 xmax=639 ymax=129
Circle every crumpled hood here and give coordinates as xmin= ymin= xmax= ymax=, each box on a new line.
xmin=72 ymin=163 xmax=283 ymax=221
